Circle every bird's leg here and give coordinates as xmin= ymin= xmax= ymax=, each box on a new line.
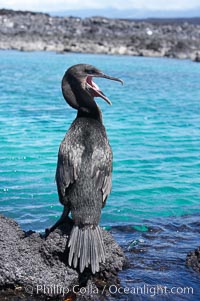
xmin=45 ymin=207 xmax=70 ymax=237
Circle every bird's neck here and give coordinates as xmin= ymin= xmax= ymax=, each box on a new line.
xmin=77 ymin=104 xmax=103 ymax=123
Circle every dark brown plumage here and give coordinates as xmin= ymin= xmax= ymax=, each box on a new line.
xmin=48 ymin=64 xmax=122 ymax=274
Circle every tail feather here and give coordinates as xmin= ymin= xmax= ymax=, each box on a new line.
xmin=92 ymin=230 xmax=99 ymax=273
xmin=90 ymin=230 xmax=97 ymax=274
xmin=96 ymin=227 xmax=105 ymax=262
xmin=68 ymin=226 xmax=78 ymax=266
xmin=86 ymin=228 xmax=91 ymax=268
xmin=68 ymin=225 xmax=105 ymax=274
xmin=73 ymin=228 xmax=81 ymax=268
xmin=80 ymin=228 xmax=87 ymax=272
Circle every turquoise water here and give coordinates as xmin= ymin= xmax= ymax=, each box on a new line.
xmin=1 ymin=50 xmax=200 ymax=231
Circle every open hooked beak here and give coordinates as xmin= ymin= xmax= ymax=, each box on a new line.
xmin=86 ymin=73 xmax=123 ymax=105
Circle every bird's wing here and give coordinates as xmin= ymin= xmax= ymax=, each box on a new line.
xmin=56 ymin=139 xmax=84 ymax=203
xmin=91 ymin=143 xmax=112 ymax=206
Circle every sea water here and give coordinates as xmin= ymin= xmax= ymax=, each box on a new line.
xmin=0 ymin=50 xmax=200 ymax=231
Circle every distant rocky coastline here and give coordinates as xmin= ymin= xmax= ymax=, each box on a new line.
xmin=0 ymin=9 xmax=200 ymax=60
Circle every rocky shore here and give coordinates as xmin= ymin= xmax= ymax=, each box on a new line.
xmin=0 ymin=214 xmax=125 ymax=301
xmin=1 ymin=213 xmax=200 ymax=300
xmin=0 ymin=9 xmax=200 ymax=60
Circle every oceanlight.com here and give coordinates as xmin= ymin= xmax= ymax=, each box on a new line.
xmin=25 ymin=284 xmax=194 ymax=297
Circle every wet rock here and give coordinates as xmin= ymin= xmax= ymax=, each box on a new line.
xmin=0 ymin=9 xmax=200 ymax=60
xmin=186 ymin=247 xmax=200 ymax=273
xmin=0 ymin=214 xmax=125 ymax=300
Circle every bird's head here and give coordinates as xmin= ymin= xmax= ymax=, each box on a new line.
xmin=61 ymin=64 xmax=123 ymax=114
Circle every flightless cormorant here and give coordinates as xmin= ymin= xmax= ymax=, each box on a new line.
xmin=48 ymin=64 xmax=123 ymax=274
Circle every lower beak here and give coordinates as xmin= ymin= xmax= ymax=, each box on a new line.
xmin=90 ymin=73 xmax=123 ymax=105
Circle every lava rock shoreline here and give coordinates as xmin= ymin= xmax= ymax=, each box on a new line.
xmin=0 ymin=9 xmax=200 ymax=60
xmin=0 ymin=214 xmax=125 ymax=301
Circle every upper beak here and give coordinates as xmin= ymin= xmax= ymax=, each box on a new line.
xmin=98 ymin=73 xmax=124 ymax=85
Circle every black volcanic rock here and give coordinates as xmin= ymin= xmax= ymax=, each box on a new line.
xmin=186 ymin=247 xmax=200 ymax=273
xmin=0 ymin=9 xmax=200 ymax=59
xmin=0 ymin=214 xmax=125 ymax=300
